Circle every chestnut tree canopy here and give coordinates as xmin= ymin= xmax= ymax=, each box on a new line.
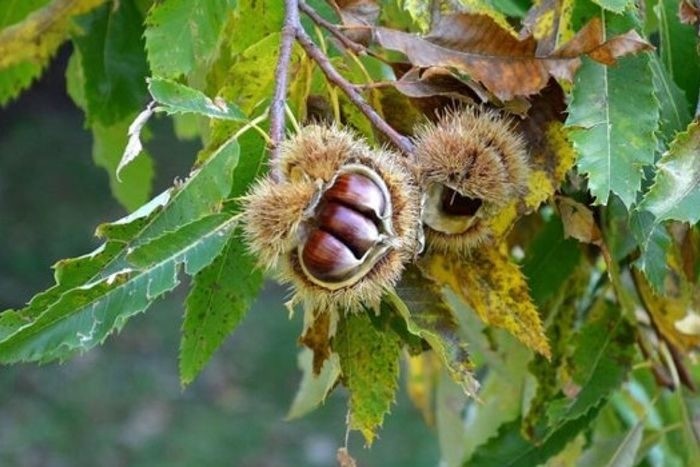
xmin=1 ymin=0 xmax=699 ymax=465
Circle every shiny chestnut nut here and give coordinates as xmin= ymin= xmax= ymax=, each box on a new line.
xmin=298 ymin=165 xmax=394 ymax=290
xmin=412 ymin=107 xmax=530 ymax=253
xmin=241 ymin=124 xmax=421 ymax=312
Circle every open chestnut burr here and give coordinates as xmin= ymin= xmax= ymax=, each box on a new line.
xmin=242 ymin=125 xmax=421 ymax=312
xmin=412 ymin=107 xmax=530 ymax=253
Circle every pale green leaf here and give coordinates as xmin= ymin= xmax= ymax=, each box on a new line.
xmin=71 ymin=0 xmax=149 ymax=125
xmin=144 ymin=0 xmax=235 ymax=78
xmin=0 ymin=214 xmax=238 ymax=363
xmin=590 ymin=0 xmax=631 ymax=13
xmin=149 ymin=77 xmax=246 ymax=120
xmin=0 ymin=139 xmax=240 ymax=360
xmin=334 ymin=312 xmax=401 ymax=445
xmin=566 ymin=13 xmax=658 ymax=207
xmin=286 ymin=349 xmax=341 ymax=420
xmin=179 ymin=229 xmax=263 ymax=386
xmin=93 ymin=117 xmax=155 ymax=212
xmin=578 ymin=421 xmax=644 ymax=467
xmin=640 ymin=121 xmax=700 ymax=224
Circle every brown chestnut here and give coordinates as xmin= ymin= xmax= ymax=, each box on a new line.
xmin=299 ymin=165 xmax=393 ymax=290
xmin=301 ymin=230 xmax=362 ymax=282
xmin=324 ymin=172 xmax=387 ymax=218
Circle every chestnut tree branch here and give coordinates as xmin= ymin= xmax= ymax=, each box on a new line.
xmin=298 ymin=1 xmax=365 ymax=55
xmin=295 ymin=25 xmax=415 ymax=155
xmin=269 ymin=0 xmax=300 ymax=182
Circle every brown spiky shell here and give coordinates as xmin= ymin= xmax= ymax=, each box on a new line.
xmin=242 ymin=124 xmax=422 ymax=312
xmin=412 ymin=107 xmax=530 ymax=253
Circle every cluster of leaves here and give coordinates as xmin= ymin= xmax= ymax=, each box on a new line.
xmin=1 ymin=0 xmax=699 ymax=465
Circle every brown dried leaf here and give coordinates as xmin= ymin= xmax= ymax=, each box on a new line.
xmin=300 ymin=309 xmax=332 ymax=375
xmin=334 ymin=0 xmax=379 ymax=45
xmin=337 ymin=447 xmax=358 ymax=467
xmin=374 ymin=14 xmax=652 ymax=100
xmin=680 ymin=0 xmax=700 ymax=27
xmin=556 ymin=196 xmax=603 ymax=247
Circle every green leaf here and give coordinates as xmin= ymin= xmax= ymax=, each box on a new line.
xmin=334 ymin=312 xmax=401 ymax=445
xmin=0 ymin=138 xmax=240 ymax=361
xmin=92 ymin=117 xmax=155 ymax=211
xmin=547 ymin=301 xmax=635 ymax=427
xmin=566 ymin=13 xmax=658 ymax=207
xmin=590 ymin=0 xmax=631 ymax=13
xmin=0 ymin=61 xmax=41 ymax=106
xmin=630 ymin=209 xmax=671 ymax=293
xmin=179 ymin=229 xmax=263 ymax=386
xmin=654 ymin=0 xmax=700 ymax=108
xmin=287 ymin=349 xmax=341 ymax=420
xmin=229 ymin=0 xmax=283 ymax=55
xmin=578 ymin=421 xmax=644 ymax=467
xmin=466 ymin=405 xmax=603 ymax=467
xmin=650 ymin=54 xmax=693 ymax=142
xmin=71 ymin=0 xmax=149 ymax=125
xmin=226 ymin=33 xmax=298 ymax=114
xmin=522 ymin=215 xmax=582 ymax=307
xmin=392 ymin=265 xmax=479 ymax=397
xmin=0 ymin=214 xmax=238 ymax=363
xmin=0 ymin=0 xmax=95 ymax=106
xmin=144 ymin=0 xmax=236 ymax=78
xmin=149 ymin=78 xmax=246 ymax=120
xmin=639 ymin=121 xmax=700 ymax=224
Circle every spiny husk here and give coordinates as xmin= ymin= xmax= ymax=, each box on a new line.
xmin=242 ymin=124 xmax=422 ymax=313
xmin=412 ymin=107 xmax=530 ymax=253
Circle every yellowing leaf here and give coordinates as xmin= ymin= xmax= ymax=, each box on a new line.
xmin=0 ymin=0 xmax=105 ymax=69
xmin=334 ymin=312 xmax=401 ymax=445
xmin=633 ymin=269 xmax=700 ymax=352
xmin=488 ymin=91 xmax=577 ymax=239
xmin=424 ymin=248 xmax=551 ymax=358
xmin=405 ymin=351 xmax=438 ymax=425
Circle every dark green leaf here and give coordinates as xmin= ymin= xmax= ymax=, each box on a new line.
xmin=466 ymin=405 xmax=603 ymax=467
xmin=522 ymin=215 xmax=582 ymax=307
xmin=72 ymin=0 xmax=149 ymax=125
xmin=179 ymin=229 xmax=263 ymax=386
xmin=630 ymin=209 xmax=671 ymax=293
xmin=655 ymin=0 xmax=700 ymax=108
xmin=566 ymin=13 xmax=658 ymax=207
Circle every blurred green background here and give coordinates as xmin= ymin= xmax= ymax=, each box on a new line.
xmin=0 ymin=48 xmax=438 ymax=467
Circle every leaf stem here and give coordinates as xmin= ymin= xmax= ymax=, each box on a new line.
xmin=268 ymin=0 xmax=300 ymax=183
xmin=294 ymin=25 xmax=415 ymax=154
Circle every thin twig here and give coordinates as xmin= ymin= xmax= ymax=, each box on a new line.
xmin=295 ymin=26 xmax=415 ymax=154
xmin=269 ymin=0 xmax=300 ymax=182
xmin=299 ymin=1 xmax=365 ymax=55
